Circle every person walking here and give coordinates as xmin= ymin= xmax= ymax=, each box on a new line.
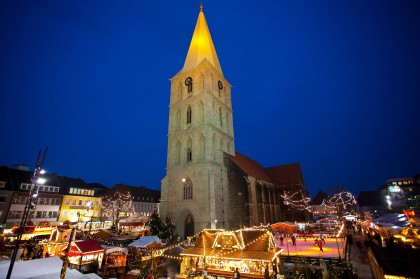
xmin=347 ymin=234 xmax=353 ymax=245
xmin=280 ymin=235 xmax=284 ymax=245
xmin=234 ymin=267 xmax=240 ymax=279
xmin=291 ymin=235 xmax=297 ymax=246
xmin=264 ymin=266 xmax=270 ymax=279
xmin=318 ymin=239 xmax=324 ymax=252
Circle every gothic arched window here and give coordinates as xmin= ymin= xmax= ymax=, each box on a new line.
xmin=183 ymin=178 xmax=193 ymax=200
xmin=185 ymin=77 xmax=193 ymax=93
xmin=187 ymin=106 xmax=192 ymax=125
xmin=186 ymin=148 xmax=192 ymax=162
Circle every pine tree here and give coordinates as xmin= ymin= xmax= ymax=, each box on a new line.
xmin=148 ymin=208 xmax=162 ymax=236
xmin=160 ymin=212 xmax=177 ymax=243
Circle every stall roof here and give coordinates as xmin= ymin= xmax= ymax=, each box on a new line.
xmin=72 ymin=239 xmax=104 ymax=254
xmin=128 ymin=236 xmax=162 ymax=248
xmin=119 ymin=216 xmax=149 ymax=226
xmin=101 ymin=244 xmax=128 ymax=254
xmin=0 ymin=256 xmax=99 ymax=279
xmin=92 ymin=230 xmax=112 ymax=240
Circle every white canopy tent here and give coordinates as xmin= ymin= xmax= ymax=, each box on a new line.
xmin=0 ymin=257 xmax=101 ymax=279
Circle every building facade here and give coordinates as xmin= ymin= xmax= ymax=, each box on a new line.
xmin=380 ymin=176 xmax=420 ymax=212
xmin=58 ymin=186 xmax=102 ymax=228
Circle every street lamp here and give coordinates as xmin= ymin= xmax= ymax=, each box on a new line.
xmin=86 ymin=201 xmax=93 ymax=235
xmin=7 ymin=147 xmax=48 ymax=279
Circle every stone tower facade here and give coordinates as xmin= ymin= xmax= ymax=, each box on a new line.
xmin=160 ymin=5 xmax=235 ymax=239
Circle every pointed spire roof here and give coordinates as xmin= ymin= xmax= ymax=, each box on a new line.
xmin=182 ymin=4 xmax=223 ymax=75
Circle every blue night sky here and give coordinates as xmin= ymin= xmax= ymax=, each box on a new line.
xmin=1 ymin=1 xmax=419 ymax=198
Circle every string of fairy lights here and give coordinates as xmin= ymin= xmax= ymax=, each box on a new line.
xmin=179 ymin=228 xmax=277 ymax=263
xmin=102 ymin=191 xmax=135 ymax=221
xmin=321 ymin=191 xmax=356 ymax=210
xmin=43 ymin=227 xmax=283 ymax=264
xmin=281 ymin=190 xmax=312 ymax=212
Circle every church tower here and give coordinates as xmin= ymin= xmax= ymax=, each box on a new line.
xmin=160 ymin=5 xmax=235 ymax=239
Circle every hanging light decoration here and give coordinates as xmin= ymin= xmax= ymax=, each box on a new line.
xmin=281 ymin=190 xmax=312 ymax=212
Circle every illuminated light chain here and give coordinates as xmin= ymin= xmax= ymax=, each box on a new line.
xmin=205 ymin=229 xmax=274 ymax=259
xmin=101 ymin=191 xmax=136 ymax=223
xmin=321 ymin=191 xmax=357 ymax=210
xmin=281 ymin=190 xmax=312 ymax=212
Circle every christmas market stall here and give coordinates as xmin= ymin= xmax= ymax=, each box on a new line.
xmin=126 ymin=236 xmax=164 ymax=271
xmin=42 ymin=227 xmax=75 ymax=257
xmin=67 ymin=239 xmax=105 ymax=272
xmin=102 ymin=245 xmax=129 ymax=277
xmin=119 ymin=216 xmax=149 ymax=236
xmin=179 ymin=228 xmax=282 ymax=279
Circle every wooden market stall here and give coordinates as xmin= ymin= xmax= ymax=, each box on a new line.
xmin=180 ymin=228 xmax=282 ymax=279
xmin=119 ymin=216 xmax=149 ymax=236
xmin=67 ymin=239 xmax=105 ymax=272
xmin=102 ymin=245 xmax=129 ymax=278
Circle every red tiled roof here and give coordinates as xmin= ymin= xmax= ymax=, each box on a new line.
xmin=74 ymin=239 xmax=104 ymax=253
xmin=226 ymin=152 xmax=272 ymax=182
xmin=264 ymin=163 xmax=302 ymax=186
xmin=226 ymin=152 xmax=303 ymax=186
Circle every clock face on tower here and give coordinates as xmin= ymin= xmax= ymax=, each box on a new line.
xmin=218 ymin=80 xmax=223 ymax=90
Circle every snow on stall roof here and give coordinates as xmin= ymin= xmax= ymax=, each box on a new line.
xmin=0 ymin=257 xmax=80 ymax=279
xmin=128 ymin=236 xmax=161 ymax=248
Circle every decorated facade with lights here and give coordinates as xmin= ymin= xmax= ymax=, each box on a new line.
xmin=160 ymin=5 xmax=308 ymax=238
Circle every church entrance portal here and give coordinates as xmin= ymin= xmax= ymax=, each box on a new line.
xmin=184 ymin=213 xmax=194 ymax=239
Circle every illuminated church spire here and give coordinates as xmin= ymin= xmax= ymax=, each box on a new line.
xmin=182 ymin=4 xmax=223 ymax=75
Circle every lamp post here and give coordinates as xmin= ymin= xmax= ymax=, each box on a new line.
xmin=86 ymin=201 xmax=93 ymax=235
xmin=7 ymin=147 xmax=48 ymax=279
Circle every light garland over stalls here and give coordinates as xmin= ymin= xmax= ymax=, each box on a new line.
xmin=321 ymin=191 xmax=357 ymax=210
xmin=87 ymin=228 xmax=281 ymax=265
xmin=281 ymin=190 xmax=312 ymax=212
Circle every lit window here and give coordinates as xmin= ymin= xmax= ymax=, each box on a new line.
xmin=183 ymin=178 xmax=193 ymax=200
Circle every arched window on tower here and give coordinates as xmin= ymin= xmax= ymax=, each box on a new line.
xmin=183 ymin=178 xmax=193 ymax=200
xmin=187 ymin=106 xmax=192 ymax=125
xmin=186 ymin=148 xmax=192 ymax=162
xmin=185 ymin=77 xmax=193 ymax=93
